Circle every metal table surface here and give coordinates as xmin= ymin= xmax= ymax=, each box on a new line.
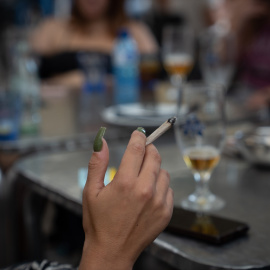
xmin=11 ymin=136 xmax=270 ymax=270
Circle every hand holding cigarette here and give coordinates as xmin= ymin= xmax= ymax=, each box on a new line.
xmin=80 ymin=128 xmax=173 ymax=270
xmin=145 ymin=116 xmax=177 ymax=146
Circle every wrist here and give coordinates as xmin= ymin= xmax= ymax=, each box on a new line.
xmin=79 ymin=240 xmax=133 ymax=270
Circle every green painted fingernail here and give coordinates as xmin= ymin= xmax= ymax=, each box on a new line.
xmin=93 ymin=127 xmax=106 ymax=152
xmin=137 ymin=127 xmax=146 ymax=135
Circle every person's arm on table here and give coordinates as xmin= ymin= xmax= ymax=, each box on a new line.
xmin=79 ymin=128 xmax=174 ymax=270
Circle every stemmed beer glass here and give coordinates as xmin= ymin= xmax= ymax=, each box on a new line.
xmin=174 ymin=82 xmax=226 ymax=212
xmin=162 ymin=25 xmax=194 ymax=89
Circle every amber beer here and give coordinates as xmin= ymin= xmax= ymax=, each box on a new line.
xmin=183 ymin=146 xmax=220 ymax=172
xmin=164 ymin=53 xmax=193 ymax=76
xmin=140 ymin=60 xmax=160 ymax=82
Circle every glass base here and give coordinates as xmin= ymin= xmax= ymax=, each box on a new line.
xmin=181 ymin=193 xmax=225 ymax=212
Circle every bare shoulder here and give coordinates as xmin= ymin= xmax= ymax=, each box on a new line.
xmin=33 ymin=17 xmax=67 ymax=38
xmin=31 ymin=18 xmax=68 ymax=55
xmin=128 ymin=21 xmax=158 ymax=54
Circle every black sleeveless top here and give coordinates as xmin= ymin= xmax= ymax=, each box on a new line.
xmin=38 ymin=51 xmax=112 ymax=79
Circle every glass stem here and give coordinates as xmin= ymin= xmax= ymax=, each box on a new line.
xmin=193 ymin=172 xmax=211 ymax=197
xmin=173 ymin=75 xmax=184 ymax=115
xmin=171 ymin=74 xmax=183 ymax=87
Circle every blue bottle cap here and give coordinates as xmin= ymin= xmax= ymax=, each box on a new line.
xmin=118 ymin=28 xmax=129 ymax=38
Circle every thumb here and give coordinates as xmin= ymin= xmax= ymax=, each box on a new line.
xmin=87 ymin=132 xmax=109 ymax=196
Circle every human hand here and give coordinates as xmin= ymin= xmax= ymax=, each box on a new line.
xmin=79 ymin=128 xmax=174 ymax=270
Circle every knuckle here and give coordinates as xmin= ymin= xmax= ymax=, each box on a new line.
xmin=115 ymin=173 xmax=134 ymax=191
xmin=128 ymin=142 xmax=145 ymax=156
xmin=157 ymin=169 xmax=170 ymax=188
xmin=161 ymin=169 xmax=170 ymax=181
xmin=154 ymin=197 xmax=164 ymax=210
xmin=149 ymin=147 xmax=162 ymax=163
xmin=88 ymin=156 xmax=101 ymax=171
xmin=162 ymin=208 xmax=172 ymax=223
xmin=139 ymin=186 xmax=154 ymax=201
xmin=150 ymin=169 xmax=159 ymax=180
xmin=153 ymin=152 xmax=162 ymax=164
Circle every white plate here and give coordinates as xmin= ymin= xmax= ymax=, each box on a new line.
xmin=101 ymin=103 xmax=185 ymax=127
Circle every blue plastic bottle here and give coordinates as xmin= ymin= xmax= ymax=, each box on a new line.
xmin=113 ymin=29 xmax=139 ymax=105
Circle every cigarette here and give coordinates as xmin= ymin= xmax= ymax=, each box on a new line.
xmin=146 ymin=117 xmax=177 ymax=146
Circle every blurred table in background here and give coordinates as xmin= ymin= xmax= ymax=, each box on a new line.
xmin=8 ymin=136 xmax=270 ymax=270
xmin=0 ymin=88 xmax=130 ymax=173
xmin=1 ymin=81 xmax=267 ymax=173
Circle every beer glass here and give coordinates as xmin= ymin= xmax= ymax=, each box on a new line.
xmin=174 ymin=82 xmax=226 ymax=211
xmin=162 ymin=25 xmax=194 ymax=87
xmin=199 ymin=24 xmax=236 ymax=89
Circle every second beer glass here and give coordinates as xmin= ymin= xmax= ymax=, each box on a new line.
xmin=174 ymin=82 xmax=226 ymax=212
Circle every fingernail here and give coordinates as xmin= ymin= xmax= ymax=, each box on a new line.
xmin=93 ymin=127 xmax=106 ymax=152
xmin=136 ymin=127 xmax=146 ymax=135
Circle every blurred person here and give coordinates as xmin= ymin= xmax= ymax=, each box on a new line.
xmin=31 ymin=0 xmax=158 ymax=89
xmin=144 ymin=0 xmax=184 ymax=46
xmin=5 ymin=128 xmax=174 ymax=270
xmin=210 ymin=0 xmax=270 ymax=110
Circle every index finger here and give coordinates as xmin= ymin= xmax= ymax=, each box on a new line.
xmin=118 ymin=130 xmax=146 ymax=178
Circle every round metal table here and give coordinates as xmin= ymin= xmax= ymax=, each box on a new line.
xmin=11 ymin=139 xmax=270 ymax=270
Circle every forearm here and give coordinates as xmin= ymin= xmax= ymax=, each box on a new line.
xmin=79 ymin=242 xmax=133 ymax=270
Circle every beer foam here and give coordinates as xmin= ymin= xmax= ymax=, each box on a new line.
xmin=184 ymin=146 xmax=219 ymax=159
xmin=165 ymin=53 xmax=193 ymax=65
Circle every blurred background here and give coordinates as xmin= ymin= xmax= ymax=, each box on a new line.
xmin=1 ymin=0 xmax=270 ymax=269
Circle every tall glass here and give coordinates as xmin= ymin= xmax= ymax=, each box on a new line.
xmin=174 ymin=82 xmax=226 ymax=212
xmin=162 ymin=25 xmax=194 ymax=88
xmin=139 ymin=53 xmax=161 ymax=105
xmin=199 ymin=24 xmax=236 ymax=89
xmin=77 ymin=53 xmax=106 ymax=129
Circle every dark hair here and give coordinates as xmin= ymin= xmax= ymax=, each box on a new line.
xmin=71 ymin=0 xmax=128 ymax=36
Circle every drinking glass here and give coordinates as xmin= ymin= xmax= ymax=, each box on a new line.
xmin=139 ymin=53 xmax=161 ymax=105
xmin=174 ymin=82 xmax=226 ymax=212
xmin=77 ymin=52 xmax=107 ymax=129
xmin=162 ymin=25 xmax=194 ymax=87
xmin=0 ymin=91 xmax=21 ymax=141
xmin=199 ymin=24 xmax=236 ymax=89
